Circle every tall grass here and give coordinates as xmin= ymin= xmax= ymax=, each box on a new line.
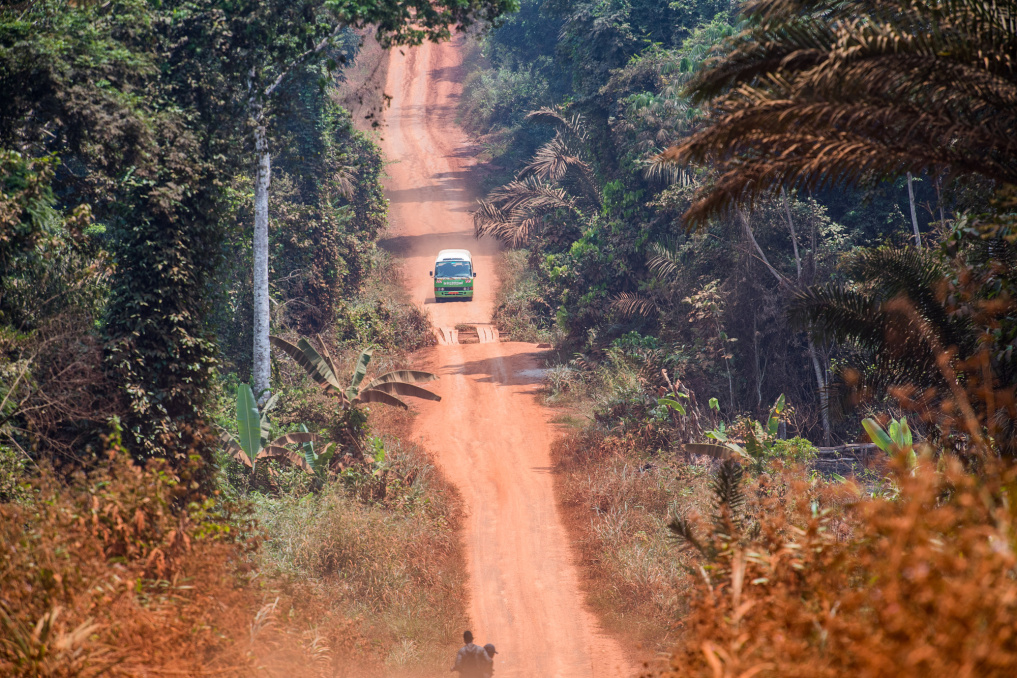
xmin=552 ymin=428 xmax=711 ymax=653
xmin=0 ymin=445 xmax=378 ymax=676
xmin=252 ymin=438 xmax=469 ymax=676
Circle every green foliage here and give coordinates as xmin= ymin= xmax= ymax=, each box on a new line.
xmin=0 ymin=152 xmax=98 ymax=329
xmin=768 ymin=437 xmax=819 ymax=465
xmin=863 ymin=416 xmax=917 ymax=468
xmin=270 ymin=335 xmax=441 ymax=410
xmin=705 ymin=394 xmax=795 ymax=472
xmin=461 ymin=0 xmax=999 ymax=446
xmin=0 ymin=444 xmax=29 ymax=503
xmin=220 ymin=383 xmax=326 ymax=476
xmin=297 ymin=424 xmax=337 ymax=479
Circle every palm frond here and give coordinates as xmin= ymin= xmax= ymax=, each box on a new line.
xmin=667 ymin=515 xmax=706 ymax=556
xmin=655 ymin=0 xmax=1017 ymax=225
xmin=525 ymin=106 xmax=589 ymax=146
xmin=709 ymin=459 xmax=745 ymax=537
xmin=518 ymin=133 xmax=601 ymax=206
xmin=647 ymin=238 xmax=686 ymax=285
xmin=610 ymin=292 xmax=658 ymax=319
xmin=474 ymin=177 xmax=584 ymax=246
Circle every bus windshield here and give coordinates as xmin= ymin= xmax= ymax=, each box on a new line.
xmin=435 ymin=260 xmax=472 ymax=278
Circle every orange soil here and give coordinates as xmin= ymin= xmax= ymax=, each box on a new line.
xmin=377 ymin=35 xmax=634 ymax=678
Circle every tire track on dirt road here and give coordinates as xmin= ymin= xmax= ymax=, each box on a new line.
xmin=377 ymin=36 xmax=632 ymax=678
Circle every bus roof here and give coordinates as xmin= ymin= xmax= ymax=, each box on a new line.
xmin=435 ymin=249 xmax=473 ymax=263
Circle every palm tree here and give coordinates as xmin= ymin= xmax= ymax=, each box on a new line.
xmin=789 ymin=246 xmax=972 ymax=390
xmin=474 ymin=107 xmax=601 ymax=246
xmin=658 ymin=0 xmax=1017 ymax=225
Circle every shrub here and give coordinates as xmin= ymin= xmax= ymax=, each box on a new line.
xmin=0 ymin=438 xmax=374 ymax=676
xmin=660 ymin=456 xmax=1017 ymax=677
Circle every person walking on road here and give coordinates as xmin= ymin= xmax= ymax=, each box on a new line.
xmin=452 ymin=630 xmax=491 ymax=678
xmin=482 ymin=644 xmax=498 ymax=677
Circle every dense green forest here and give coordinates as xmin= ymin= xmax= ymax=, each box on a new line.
xmin=461 ymin=0 xmax=1011 ymax=447
xmin=457 ymin=0 xmax=1017 ymax=670
xmin=0 ymin=0 xmax=512 ymax=673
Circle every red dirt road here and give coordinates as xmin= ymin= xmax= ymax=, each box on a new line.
xmin=378 ymin=37 xmax=632 ymax=678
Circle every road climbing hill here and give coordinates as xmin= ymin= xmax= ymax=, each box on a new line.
xmin=377 ymin=36 xmax=632 ymax=678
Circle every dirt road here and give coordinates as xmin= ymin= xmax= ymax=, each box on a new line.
xmin=378 ymin=37 xmax=632 ymax=678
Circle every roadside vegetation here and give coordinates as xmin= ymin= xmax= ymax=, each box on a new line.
xmin=464 ymin=0 xmax=1017 ymax=672
xmin=0 ymin=0 xmax=514 ymax=674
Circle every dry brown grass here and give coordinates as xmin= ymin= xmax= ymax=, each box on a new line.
xmin=0 ymin=416 xmax=470 ymax=677
xmin=252 ymin=437 xmax=470 ymax=676
xmin=657 ymin=455 xmax=1017 ymax=677
xmin=0 ymin=439 xmax=381 ymax=677
xmin=552 ymin=428 xmax=711 ymax=655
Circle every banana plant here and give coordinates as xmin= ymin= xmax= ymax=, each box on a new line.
xmin=657 ymin=391 xmax=687 ymax=415
xmin=292 ymin=423 xmax=338 ymax=478
xmin=862 ymin=416 xmax=917 ymax=468
xmin=269 ymin=335 xmax=441 ymax=409
xmin=692 ymin=394 xmax=787 ymax=472
xmin=220 ymin=383 xmax=326 ymax=473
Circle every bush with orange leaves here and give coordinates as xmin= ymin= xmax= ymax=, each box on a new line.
xmin=659 ymin=456 xmax=1017 ymax=678
xmin=0 ymin=430 xmax=373 ymax=677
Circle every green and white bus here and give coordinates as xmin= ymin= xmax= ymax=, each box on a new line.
xmin=430 ymin=249 xmax=476 ymax=301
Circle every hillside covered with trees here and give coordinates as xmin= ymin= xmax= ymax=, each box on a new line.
xmin=461 ymin=0 xmax=1012 ymax=448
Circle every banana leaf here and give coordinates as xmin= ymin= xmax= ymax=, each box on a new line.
xmin=257 ymin=446 xmax=314 ymax=474
xmin=365 ymin=370 xmax=439 ymax=388
xmin=862 ymin=418 xmax=894 ymax=454
xmin=354 ymin=388 xmax=407 ymax=409
xmin=269 ymin=336 xmax=342 ymax=391
xmin=657 ymin=396 xmax=686 ymax=415
xmin=685 ymin=443 xmax=739 ymax=459
xmin=220 ymin=431 xmax=252 ymax=468
xmin=299 ymin=338 xmax=342 ymax=390
xmin=767 ymin=393 xmax=786 ymax=437
xmin=346 ymin=348 xmax=373 ymax=400
xmin=236 ymin=384 xmax=261 ymax=466
xmin=315 ymin=334 xmax=341 ymax=381
xmin=269 ymin=431 xmax=325 ymax=447
xmin=369 ymin=381 xmax=441 ymax=402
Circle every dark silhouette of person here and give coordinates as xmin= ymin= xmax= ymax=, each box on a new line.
xmin=483 ymin=643 xmax=498 ymax=677
xmin=451 ymin=630 xmax=492 ymax=678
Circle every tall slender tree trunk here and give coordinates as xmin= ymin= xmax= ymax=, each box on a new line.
xmin=935 ymin=174 xmax=946 ymax=225
xmin=781 ymin=187 xmax=802 ymax=279
xmin=907 ymin=172 xmax=922 ymax=248
xmin=779 ymin=192 xmax=832 ymax=445
xmin=808 ymin=337 xmax=831 ymax=446
xmin=252 ymin=121 xmax=271 ymax=402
